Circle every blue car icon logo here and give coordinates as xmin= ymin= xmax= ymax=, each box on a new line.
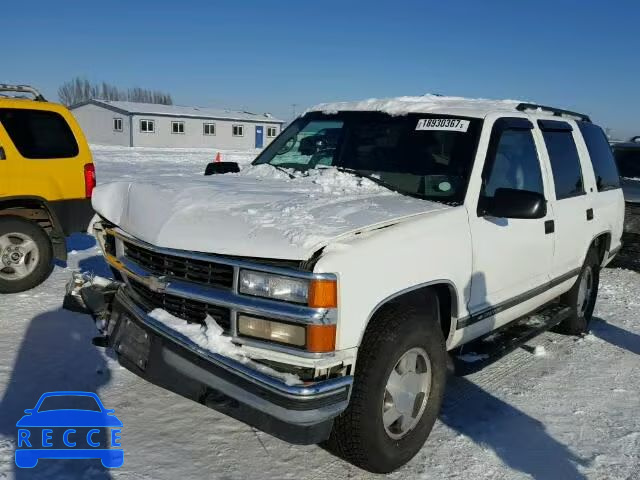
xmin=15 ymin=391 xmax=123 ymax=468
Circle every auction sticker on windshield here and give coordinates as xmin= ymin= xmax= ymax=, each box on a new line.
xmin=416 ymin=118 xmax=470 ymax=132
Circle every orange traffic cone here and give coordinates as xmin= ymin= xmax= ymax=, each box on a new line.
xmin=214 ymin=152 xmax=222 ymax=163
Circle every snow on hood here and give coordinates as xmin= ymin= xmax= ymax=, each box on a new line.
xmin=92 ymin=165 xmax=449 ymax=260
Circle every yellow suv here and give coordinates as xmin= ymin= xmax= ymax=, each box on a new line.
xmin=0 ymin=84 xmax=95 ymax=293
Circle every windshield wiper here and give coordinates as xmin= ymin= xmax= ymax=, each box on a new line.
xmin=333 ymin=167 xmax=436 ymax=202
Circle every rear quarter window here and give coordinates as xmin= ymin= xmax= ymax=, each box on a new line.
xmin=578 ymin=122 xmax=621 ymax=191
xmin=540 ymin=125 xmax=585 ymax=200
xmin=0 ymin=108 xmax=79 ymax=159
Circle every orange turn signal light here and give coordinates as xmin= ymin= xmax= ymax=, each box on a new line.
xmin=306 ymin=324 xmax=337 ymax=352
xmin=308 ymin=279 xmax=337 ymax=308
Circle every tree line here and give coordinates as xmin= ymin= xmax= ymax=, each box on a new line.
xmin=58 ymin=77 xmax=173 ymax=106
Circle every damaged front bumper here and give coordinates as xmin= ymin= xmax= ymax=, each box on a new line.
xmin=65 ymin=276 xmax=353 ymax=445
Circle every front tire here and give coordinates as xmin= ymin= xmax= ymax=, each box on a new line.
xmin=327 ymin=294 xmax=447 ymax=473
xmin=0 ymin=217 xmax=54 ymax=293
xmin=555 ymin=247 xmax=600 ymax=335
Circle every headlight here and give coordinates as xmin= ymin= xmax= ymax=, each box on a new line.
xmin=239 ymin=270 xmax=309 ymax=304
xmin=238 ymin=314 xmax=336 ymax=352
xmin=238 ymin=270 xmax=338 ymax=308
xmin=238 ymin=315 xmax=306 ymax=347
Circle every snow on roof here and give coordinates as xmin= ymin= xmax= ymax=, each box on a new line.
xmin=81 ymin=99 xmax=284 ymax=123
xmin=307 ymin=95 xmax=527 ymax=119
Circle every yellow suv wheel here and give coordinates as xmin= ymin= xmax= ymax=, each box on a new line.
xmin=0 ymin=217 xmax=54 ymax=293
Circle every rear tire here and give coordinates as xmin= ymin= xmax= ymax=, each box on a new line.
xmin=0 ymin=217 xmax=54 ymax=293
xmin=326 ymin=294 xmax=447 ymax=473
xmin=555 ymin=248 xmax=600 ymax=335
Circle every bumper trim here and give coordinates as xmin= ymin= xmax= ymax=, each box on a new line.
xmin=112 ymin=289 xmax=352 ymax=420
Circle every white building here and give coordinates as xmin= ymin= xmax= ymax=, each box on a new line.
xmin=70 ymin=99 xmax=285 ymax=149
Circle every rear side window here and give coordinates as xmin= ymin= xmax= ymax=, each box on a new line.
xmin=578 ymin=122 xmax=621 ymax=190
xmin=539 ymin=122 xmax=584 ymax=200
xmin=0 ymin=108 xmax=79 ymax=159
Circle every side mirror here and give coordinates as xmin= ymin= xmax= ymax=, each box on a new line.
xmin=481 ymin=188 xmax=547 ymax=219
xmin=24 ymin=409 xmax=34 ymax=414
xmin=204 ymin=162 xmax=240 ymax=176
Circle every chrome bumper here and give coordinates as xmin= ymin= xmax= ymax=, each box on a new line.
xmin=105 ymin=288 xmax=352 ymax=443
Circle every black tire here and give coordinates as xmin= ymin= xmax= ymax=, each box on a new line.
xmin=555 ymin=248 xmax=600 ymax=335
xmin=326 ymin=293 xmax=447 ymax=473
xmin=0 ymin=216 xmax=54 ymax=293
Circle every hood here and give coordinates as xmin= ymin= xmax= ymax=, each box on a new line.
xmin=92 ymin=166 xmax=450 ymax=260
xmin=622 ymin=177 xmax=640 ymax=203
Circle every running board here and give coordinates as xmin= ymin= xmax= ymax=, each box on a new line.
xmin=452 ymin=304 xmax=572 ymax=375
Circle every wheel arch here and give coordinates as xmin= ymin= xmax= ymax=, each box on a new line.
xmin=0 ymin=196 xmax=67 ymax=261
xmin=588 ymin=230 xmax=612 ymax=266
xmin=362 ymin=280 xmax=459 ymax=348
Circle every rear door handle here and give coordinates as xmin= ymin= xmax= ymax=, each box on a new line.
xmin=586 ymin=208 xmax=594 ymax=221
xmin=545 ymin=220 xmax=555 ymax=234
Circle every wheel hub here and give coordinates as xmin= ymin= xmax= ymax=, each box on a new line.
xmin=0 ymin=232 xmax=39 ymax=280
xmin=382 ymin=347 xmax=432 ymax=440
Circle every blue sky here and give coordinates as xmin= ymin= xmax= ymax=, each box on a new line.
xmin=5 ymin=0 xmax=639 ymax=138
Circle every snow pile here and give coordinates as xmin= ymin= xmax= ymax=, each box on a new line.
xmin=237 ymin=163 xmax=293 ymax=180
xmin=149 ymin=308 xmax=302 ymax=386
xmin=533 ymin=345 xmax=547 ymax=357
xmin=308 ymin=95 xmax=525 ymax=117
xmin=239 ymin=164 xmax=391 ymax=195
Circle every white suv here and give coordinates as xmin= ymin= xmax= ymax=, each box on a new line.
xmin=70 ymin=95 xmax=624 ymax=473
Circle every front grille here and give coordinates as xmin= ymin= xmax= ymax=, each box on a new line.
xmin=123 ymin=241 xmax=234 ymax=289
xmin=128 ymin=278 xmax=231 ymax=331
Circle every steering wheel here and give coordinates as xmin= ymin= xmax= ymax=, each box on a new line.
xmin=277 ymin=137 xmax=297 ymax=155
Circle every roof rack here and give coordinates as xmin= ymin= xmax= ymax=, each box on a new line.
xmin=0 ymin=84 xmax=46 ymax=101
xmin=516 ymin=102 xmax=590 ymax=123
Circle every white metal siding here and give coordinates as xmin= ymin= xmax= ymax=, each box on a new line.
xmin=71 ymin=103 xmax=131 ymax=146
xmin=130 ymin=114 xmax=281 ymax=149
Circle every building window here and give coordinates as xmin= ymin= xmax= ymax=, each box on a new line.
xmin=140 ymin=119 xmax=155 ymax=133
xmin=203 ymin=123 xmax=216 ymax=135
xmin=113 ymin=117 xmax=123 ymax=132
xmin=232 ymin=125 xmax=244 ymax=137
xmin=267 ymin=126 xmax=278 ymax=138
xmin=171 ymin=121 xmax=185 ymax=134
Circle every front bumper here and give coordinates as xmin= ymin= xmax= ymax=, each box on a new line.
xmin=88 ymin=287 xmax=352 ymax=444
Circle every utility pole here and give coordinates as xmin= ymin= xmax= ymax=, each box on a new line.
xmin=291 ymin=103 xmax=298 ymax=120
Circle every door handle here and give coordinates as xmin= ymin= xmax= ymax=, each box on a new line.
xmin=586 ymin=208 xmax=594 ymax=221
xmin=544 ymin=220 xmax=555 ymax=234
xmin=0 ymin=147 xmax=5 ymax=160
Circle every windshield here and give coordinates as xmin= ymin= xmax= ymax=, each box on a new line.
xmin=613 ymin=147 xmax=640 ymax=178
xmin=253 ymin=112 xmax=482 ymax=204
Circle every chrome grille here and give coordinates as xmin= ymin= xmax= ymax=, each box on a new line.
xmin=127 ymin=278 xmax=231 ymax=331
xmin=123 ymin=241 xmax=234 ymax=289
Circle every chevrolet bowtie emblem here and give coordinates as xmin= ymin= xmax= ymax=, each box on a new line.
xmin=147 ymin=275 xmax=168 ymax=292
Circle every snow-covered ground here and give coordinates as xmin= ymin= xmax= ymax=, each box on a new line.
xmin=0 ymin=145 xmax=638 ymax=479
